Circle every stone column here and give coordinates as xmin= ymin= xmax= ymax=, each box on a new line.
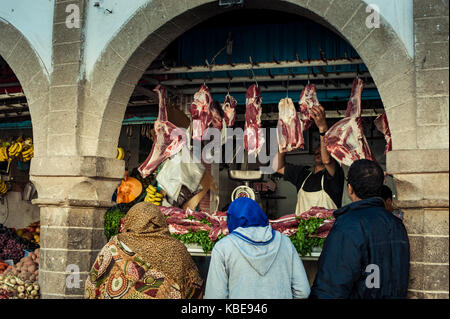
xmin=389 ymin=0 xmax=449 ymax=299
xmin=30 ymin=156 xmax=124 ymax=298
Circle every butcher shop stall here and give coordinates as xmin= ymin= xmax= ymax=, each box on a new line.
xmin=105 ymin=9 xmax=397 ymax=283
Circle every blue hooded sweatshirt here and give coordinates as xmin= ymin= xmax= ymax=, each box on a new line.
xmin=204 ymin=197 xmax=310 ymax=299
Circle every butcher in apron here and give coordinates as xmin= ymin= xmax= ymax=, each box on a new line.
xmin=274 ymin=104 xmax=345 ymax=216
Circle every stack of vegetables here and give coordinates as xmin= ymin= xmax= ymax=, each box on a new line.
xmin=104 ymin=207 xmax=126 ymax=240
xmin=3 ymin=249 xmax=39 ymax=282
xmin=16 ymin=221 xmax=40 ymax=246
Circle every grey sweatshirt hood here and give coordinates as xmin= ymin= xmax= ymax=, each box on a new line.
xmin=228 ymin=225 xmax=282 ymax=276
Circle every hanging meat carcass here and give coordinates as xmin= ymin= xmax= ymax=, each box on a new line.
xmin=277 ymin=97 xmax=305 ymax=152
xmin=298 ymin=84 xmax=321 ymax=131
xmin=244 ymin=84 xmax=265 ymax=155
xmin=222 ymin=93 xmax=237 ymax=127
xmin=324 ymin=78 xmax=376 ymax=167
xmin=138 ymin=85 xmax=186 ymax=178
xmin=374 ymin=112 xmax=392 ymax=154
xmin=190 ymin=84 xmax=214 ymax=140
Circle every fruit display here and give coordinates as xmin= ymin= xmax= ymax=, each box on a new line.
xmin=116 ymin=147 xmax=125 ymax=160
xmin=0 ymin=224 xmax=39 ymax=263
xmin=0 ymin=137 xmax=34 ymax=163
xmin=16 ymin=221 xmax=40 ymax=246
xmin=144 ymin=185 xmax=164 ymax=206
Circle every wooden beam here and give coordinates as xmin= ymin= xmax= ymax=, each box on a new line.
xmin=178 ymin=83 xmax=377 ymax=95
xmin=145 ymin=58 xmax=364 ymax=75
xmin=159 ymin=71 xmax=370 ymax=86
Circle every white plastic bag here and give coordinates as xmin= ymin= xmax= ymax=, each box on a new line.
xmin=156 ymin=151 xmax=205 ymax=202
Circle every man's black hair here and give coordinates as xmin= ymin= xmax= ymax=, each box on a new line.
xmin=379 ymin=185 xmax=393 ymax=201
xmin=347 ymin=159 xmax=384 ymax=199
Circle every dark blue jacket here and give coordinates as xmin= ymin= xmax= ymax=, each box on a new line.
xmin=310 ymin=197 xmax=410 ymax=299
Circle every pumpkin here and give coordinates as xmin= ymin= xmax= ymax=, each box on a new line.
xmin=116 ymin=172 xmax=142 ymax=204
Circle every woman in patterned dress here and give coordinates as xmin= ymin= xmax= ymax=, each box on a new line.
xmin=85 ymin=202 xmax=203 ymax=299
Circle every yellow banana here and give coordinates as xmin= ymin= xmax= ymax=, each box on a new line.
xmin=8 ymin=143 xmax=18 ymax=156
xmin=16 ymin=142 xmax=23 ymax=154
xmin=22 ymin=147 xmax=34 ymax=156
xmin=154 ymin=193 xmax=163 ymax=198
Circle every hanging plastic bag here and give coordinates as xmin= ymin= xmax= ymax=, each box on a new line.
xmin=156 ymin=151 xmax=205 ymax=202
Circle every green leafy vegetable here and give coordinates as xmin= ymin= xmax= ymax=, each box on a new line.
xmin=289 ymin=217 xmax=331 ymax=256
xmin=104 ymin=207 xmax=126 ymax=240
xmin=172 ymin=231 xmax=225 ymax=253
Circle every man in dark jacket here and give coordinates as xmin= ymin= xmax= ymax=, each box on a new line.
xmin=310 ymin=159 xmax=410 ymax=299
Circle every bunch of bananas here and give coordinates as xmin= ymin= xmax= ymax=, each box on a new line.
xmin=8 ymin=140 xmax=24 ymax=158
xmin=21 ymin=138 xmax=34 ymax=162
xmin=0 ymin=180 xmax=9 ymax=196
xmin=144 ymin=185 xmax=163 ymax=206
xmin=116 ymin=147 xmax=125 ymax=160
xmin=0 ymin=146 xmax=10 ymax=162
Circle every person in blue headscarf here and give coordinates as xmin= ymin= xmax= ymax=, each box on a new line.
xmin=204 ymin=197 xmax=310 ymax=299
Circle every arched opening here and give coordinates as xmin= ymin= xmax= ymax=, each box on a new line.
xmin=0 ymin=55 xmax=40 ymax=254
xmin=93 ymin=3 xmax=410 ymax=285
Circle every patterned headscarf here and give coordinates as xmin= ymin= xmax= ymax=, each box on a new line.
xmin=118 ymin=202 xmax=202 ymax=294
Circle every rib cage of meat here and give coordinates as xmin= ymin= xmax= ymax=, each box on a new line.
xmin=374 ymin=112 xmax=392 ymax=154
xmin=138 ymin=86 xmax=186 ymax=178
xmin=190 ymin=85 xmax=214 ymax=140
xmin=324 ymin=78 xmax=376 ymax=167
xmin=299 ymin=84 xmax=321 ymax=131
xmin=222 ymin=93 xmax=237 ymax=127
xmin=277 ymin=97 xmax=305 ymax=152
xmin=244 ymin=84 xmax=265 ymax=155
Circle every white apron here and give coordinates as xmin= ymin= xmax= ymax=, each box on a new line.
xmin=295 ymin=171 xmax=338 ymax=216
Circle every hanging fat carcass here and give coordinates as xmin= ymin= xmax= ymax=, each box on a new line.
xmin=222 ymin=93 xmax=237 ymax=127
xmin=298 ymin=84 xmax=321 ymax=131
xmin=244 ymin=84 xmax=265 ymax=155
xmin=277 ymin=97 xmax=305 ymax=152
xmin=138 ymin=86 xmax=187 ymax=178
xmin=190 ymin=84 xmax=214 ymax=140
xmin=374 ymin=112 xmax=392 ymax=154
xmin=324 ymin=78 xmax=375 ymax=167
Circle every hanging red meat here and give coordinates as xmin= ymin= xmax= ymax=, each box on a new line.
xmin=210 ymin=101 xmax=223 ymax=131
xmin=277 ymin=97 xmax=305 ymax=152
xmin=374 ymin=112 xmax=392 ymax=154
xmin=298 ymin=84 xmax=321 ymax=131
xmin=324 ymin=78 xmax=376 ymax=167
xmin=244 ymin=84 xmax=265 ymax=155
xmin=222 ymin=93 xmax=237 ymax=127
xmin=190 ymin=84 xmax=213 ymax=140
xmin=138 ymin=85 xmax=186 ymax=178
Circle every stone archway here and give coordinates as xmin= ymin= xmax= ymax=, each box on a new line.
xmin=0 ymin=19 xmax=50 ymax=158
xmin=86 ymin=0 xmax=416 ymax=160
